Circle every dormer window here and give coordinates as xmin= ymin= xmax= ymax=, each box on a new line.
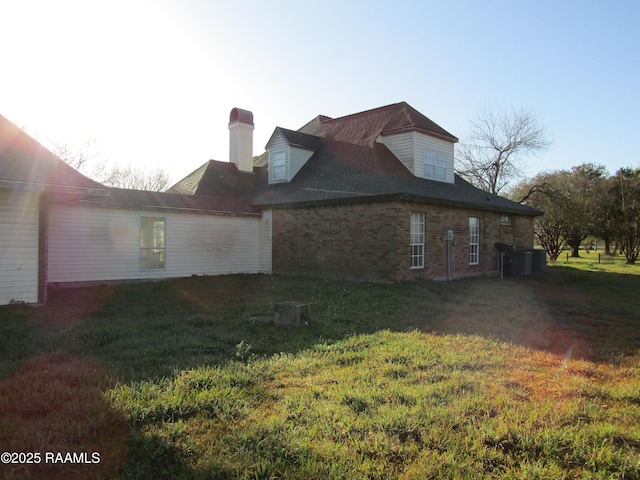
xmin=270 ymin=151 xmax=287 ymax=183
xmin=266 ymin=128 xmax=320 ymax=184
xmin=424 ymin=150 xmax=447 ymax=181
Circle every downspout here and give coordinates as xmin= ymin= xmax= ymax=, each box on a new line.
xmin=445 ymin=229 xmax=455 ymax=280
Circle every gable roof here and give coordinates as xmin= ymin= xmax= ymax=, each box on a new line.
xmin=0 ymin=114 xmax=105 ymax=194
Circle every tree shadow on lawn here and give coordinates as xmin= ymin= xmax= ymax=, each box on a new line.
xmin=418 ymin=268 xmax=640 ymax=364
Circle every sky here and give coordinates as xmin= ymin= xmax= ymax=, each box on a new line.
xmin=2 ymin=0 xmax=639 ymax=185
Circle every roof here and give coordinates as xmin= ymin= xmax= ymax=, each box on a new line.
xmin=0 ymin=114 xmax=105 ymax=194
xmin=298 ymin=102 xmax=458 ymax=143
xmin=250 ymin=142 xmax=539 ymax=215
xmin=167 ymin=159 xmax=260 ymax=197
xmin=170 ymin=102 xmax=541 ymax=216
xmin=72 ymin=187 xmax=262 ymax=217
xmin=266 ymin=127 xmax=323 ymax=151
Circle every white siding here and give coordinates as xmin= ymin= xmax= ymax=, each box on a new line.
xmin=377 ymin=131 xmax=415 ymax=173
xmin=268 ymin=132 xmax=314 ymax=183
xmin=414 ymin=133 xmax=455 ymax=184
xmin=377 ymin=131 xmax=455 ymax=184
xmin=48 ymin=204 xmax=269 ymax=283
xmin=289 ymin=146 xmax=314 ymax=180
xmin=0 ymin=190 xmax=40 ymax=304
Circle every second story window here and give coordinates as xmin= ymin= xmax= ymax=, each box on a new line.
xmin=424 ymin=150 xmax=447 ymax=181
xmin=270 ymin=151 xmax=287 ymax=183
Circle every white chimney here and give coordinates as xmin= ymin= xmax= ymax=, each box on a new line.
xmin=229 ymin=108 xmax=254 ymax=172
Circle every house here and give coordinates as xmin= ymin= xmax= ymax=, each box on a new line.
xmin=1 ymin=102 xmax=541 ymax=305
xmin=171 ymin=103 xmax=541 ymax=282
xmin=0 ymin=114 xmax=270 ymax=305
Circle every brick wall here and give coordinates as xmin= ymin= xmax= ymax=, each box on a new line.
xmin=272 ymin=201 xmax=535 ymax=282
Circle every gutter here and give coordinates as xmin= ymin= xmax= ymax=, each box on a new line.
xmin=0 ymin=179 xmax=109 ymax=197
xmin=254 ymin=192 xmax=543 ymax=216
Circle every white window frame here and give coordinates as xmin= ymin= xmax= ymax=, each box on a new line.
xmin=410 ymin=212 xmax=426 ymax=269
xmin=469 ymin=216 xmax=479 ymax=265
xmin=140 ymin=216 xmax=166 ymax=270
xmin=270 ymin=151 xmax=288 ymax=183
xmin=424 ymin=150 xmax=447 ymax=181
xmin=500 ymin=215 xmax=512 ymax=226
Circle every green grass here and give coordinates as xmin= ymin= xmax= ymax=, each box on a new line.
xmin=1 ymin=264 xmax=639 ymax=479
xmin=553 ymin=249 xmax=639 ymax=274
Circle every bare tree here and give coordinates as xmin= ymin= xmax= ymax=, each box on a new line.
xmin=101 ymin=163 xmax=171 ymax=192
xmin=51 ymin=139 xmax=171 ymax=192
xmin=455 ymin=106 xmax=551 ymax=195
xmin=52 ymin=138 xmax=102 ymax=173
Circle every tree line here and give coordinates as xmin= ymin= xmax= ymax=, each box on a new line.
xmin=513 ymin=165 xmax=640 ymax=264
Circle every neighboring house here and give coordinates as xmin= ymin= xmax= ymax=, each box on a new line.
xmin=0 ymin=114 xmax=270 ymax=305
xmin=171 ymin=102 xmax=542 ymax=282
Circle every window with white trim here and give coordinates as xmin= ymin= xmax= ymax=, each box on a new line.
xmin=424 ymin=150 xmax=447 ymax=181
xmin=469 ymin=216 xmax=479 ymax=265
xmin=500 ymin=215 xmax=512 ymax=226
xmin=270 ymin=151 xmax=287 ymax=183
xmin=140 ymin=217 xmax=165 ymax=270
xmin=410 ymin=212 xmax=425 ymax=269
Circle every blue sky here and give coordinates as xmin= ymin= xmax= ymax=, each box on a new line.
xmin=2 ymin=0 xmax=638 ymax=184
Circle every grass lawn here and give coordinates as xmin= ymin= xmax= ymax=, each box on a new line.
xmin=1 ymin=253 xmax=639 ymax=479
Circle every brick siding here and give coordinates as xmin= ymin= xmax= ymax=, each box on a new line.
xmin=272 ymin=201 xmax=535 ymax=282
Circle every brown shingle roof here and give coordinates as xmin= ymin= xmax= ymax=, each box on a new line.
xmin=298 ymin=102 xmax=458 ymax=144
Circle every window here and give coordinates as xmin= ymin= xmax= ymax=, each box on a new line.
xmin=469 ymin=217 xmax=479 ymax=265
xmin=140 ymin=217 xmax=165 ymax=270
xmin=270 ymin=151 xmax=287 ymax=183
xmin=424 ymin=150 xmax=447 ymax=181
xmin=410 ymin=212 xmax=425 ymax=269
xmin=500 ymin=215 xmax=512 ymax=226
